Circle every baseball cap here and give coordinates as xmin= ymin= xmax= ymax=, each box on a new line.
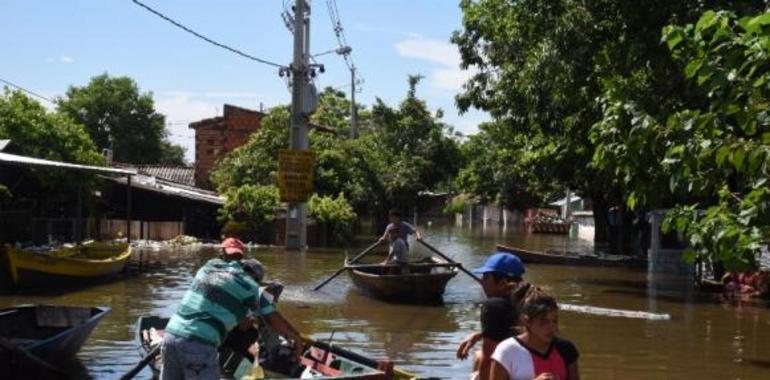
xmin=473 ymin=252 xmax=525 ymax=278
xmin=222 ymin=237 xmax=246 ymax=257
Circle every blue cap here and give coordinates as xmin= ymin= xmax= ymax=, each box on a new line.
xmin=473 ymin=252 xmax=525 ymax=278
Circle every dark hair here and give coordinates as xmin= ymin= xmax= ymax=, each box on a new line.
xmin=388 ymin=209 xmax=401 ymax=218
xmin=487 ymin=271 xmax=523 ymax=283
xmin=521 ymin=287 xmax=558 ymax=320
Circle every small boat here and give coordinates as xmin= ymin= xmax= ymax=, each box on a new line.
xmin=0 ymin=304 xmax=110 ymax=361
xmin=1 ymin=241 xmax=131 ymax=287
xmin=345 ymin=259 xmax=460 ymax=303
xmin=496 ymin=244 xmax=648 ymax=268
xmin=135 ymin=316 xmax=417 ymax=379
xmin=524 ymin=213 xmax=571 ymax=234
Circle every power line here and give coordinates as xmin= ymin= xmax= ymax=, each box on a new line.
xmin=0 ymin=77 xmax=54 ymax=103
xmin=325 ymin=0 xmax=355 ymax=70
xmin=130 ymin=0 xmax=285 ymax=69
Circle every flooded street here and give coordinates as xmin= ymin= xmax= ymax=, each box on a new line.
xmin=2 ymin=221 xmax=770 ymax=379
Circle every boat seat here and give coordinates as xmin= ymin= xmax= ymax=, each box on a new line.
xmin=35 ymin=306 xmax=91 ymax=328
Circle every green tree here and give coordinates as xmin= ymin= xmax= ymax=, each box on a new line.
xmin=658 ymin=11 xmax=770 ymax=272
xmin=0 ymin=88 xmax=104 ymax=190
xmin=308 ymin=193 xmax=358 ymax=245
xmin=57 ymin=73 xmax=186 ymax=164
xmin=369 ymin=75 xmax=462 ymax=210
xmin=457 ymin=121 xmax=543 ymax=209
xmin=210 ymin=106 xmax=290 ymax=191
xmin=218 ymin=185 xmax=280 ymax=230
xmin=452 ymin=0 xmax=763 ymax=251
xmin=211 ymin=79 xmax=461 ymax=222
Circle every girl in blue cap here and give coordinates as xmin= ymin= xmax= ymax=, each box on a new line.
xmin=458 ymin=252 xmax=531 ymax=380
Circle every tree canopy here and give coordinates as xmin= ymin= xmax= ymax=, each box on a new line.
xmin=57 ymin=73 xmax=186 ymax=165
xmin=0 ymin=88 xmax=104 ymax=190
xmin=212 ymin=79 xmax=461 ymax=218
xmin=452 ymin=0 xmax=764 ymax=252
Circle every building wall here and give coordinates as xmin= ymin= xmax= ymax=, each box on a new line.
xmin=191 ymin=104 xmax=264 ymax=189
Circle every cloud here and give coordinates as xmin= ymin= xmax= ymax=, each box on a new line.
xmin=155 ymin=92 xmax=220 ymax=162
xmin=395 ymin=37 xmax=459 ymax=67
xmin=59 ymin=56 xmax=74 ymax=64
xmin=394 ymin=37 xmax=476 ymax=93
xmin=354 ymin=23 xmax=422 ymax=39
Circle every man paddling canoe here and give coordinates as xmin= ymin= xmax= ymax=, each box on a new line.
xmin=160 ymin=240 xmax=303 ymax=380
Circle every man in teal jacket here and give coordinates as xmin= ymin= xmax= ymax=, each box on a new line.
xmin=161 ymin=255 xmax=302 ymax=379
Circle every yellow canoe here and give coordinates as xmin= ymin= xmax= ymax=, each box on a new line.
xmin=1 ymin=241 xmax=132 ymax=287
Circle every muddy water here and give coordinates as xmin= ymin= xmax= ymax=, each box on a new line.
xmin=2 ymin=221 xmax=769 ymax=379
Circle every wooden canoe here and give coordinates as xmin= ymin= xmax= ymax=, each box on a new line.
xmin=0 ymin=304 xmax=110 ymax=361
xmin=345 ymin=260 xmax=459 ymax=303
xmin=1 ymin=241 xmax=131 ymax=287
xmin=135 ymin=316 xmax=417 ymax=379
xmin=496 ymin=244 xmax=648 ymax=268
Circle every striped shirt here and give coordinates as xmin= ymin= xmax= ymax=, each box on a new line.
xmin=166 ymin=258 xmax=276 ymax=346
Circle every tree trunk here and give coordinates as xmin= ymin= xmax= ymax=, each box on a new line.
xmin=592 ymin=196 xmax=609 ymax=245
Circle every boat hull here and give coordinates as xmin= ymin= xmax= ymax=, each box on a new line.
xmin=2 ymin=242 xmax=131 ymax=287
xmin=347 ymin=262 xmax=459 ymax=303
xmin=497 ymin=244 xmax=647 ymax=268
xmin=0 ymin=304 xmax=110 ymax=361
xmin=135 ymin=316 xmax=416 ymax=379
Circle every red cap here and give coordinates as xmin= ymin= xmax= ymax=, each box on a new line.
xmin=222 ymin=238 xmax=246 ymax=257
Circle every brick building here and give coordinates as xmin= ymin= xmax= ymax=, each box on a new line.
xmin=189 ymin=104 xmax=265 ymax=189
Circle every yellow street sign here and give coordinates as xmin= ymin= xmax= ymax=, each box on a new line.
xmin=277 ymin=150 xmax=314 ymax=202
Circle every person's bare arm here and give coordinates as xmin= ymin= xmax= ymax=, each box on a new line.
xmin=456 ymin=331 xmax=481 ymax=360
xmin=489 ymin=360 xmax=509 ymax=380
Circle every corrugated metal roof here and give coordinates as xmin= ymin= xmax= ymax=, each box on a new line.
xmin=134 ymin=165 xmax=195 ymax=186
xmin=108 ymin=174 xmax=224 ymax=205
xmin=0 ymin=151 xmax=135 ymax=176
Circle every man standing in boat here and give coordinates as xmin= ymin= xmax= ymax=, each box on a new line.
xmin=378 ymin=208 xmax=422 ymax=247
xmin=160 ymin=248 xmax=304 ymax=379
xmin=457 ymin=252 xmax=529 ymax=380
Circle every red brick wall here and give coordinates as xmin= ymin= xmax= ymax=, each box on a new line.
xmin=191 ymin=105 xmax=264 ymax=189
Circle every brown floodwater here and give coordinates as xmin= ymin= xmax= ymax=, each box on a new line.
xmin=2 ymin=220 xmax=769 ymax=379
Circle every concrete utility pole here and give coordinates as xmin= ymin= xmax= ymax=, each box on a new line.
xmin=349 ymin=66 xmax=357 ymax=139
xmin=286 ymin=0 xmax=310 ymax=250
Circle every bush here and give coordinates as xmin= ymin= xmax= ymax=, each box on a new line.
xmin=443 ymin=193 xmax=475 ymax=214
xmin=308 ymin=193 xmax=358 ymax=246
xmin=218 ymin=185 xmax=280 ymax=229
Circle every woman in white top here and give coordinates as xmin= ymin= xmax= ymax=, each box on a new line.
xmin=489 ymin=288 xmax=579 ymax=380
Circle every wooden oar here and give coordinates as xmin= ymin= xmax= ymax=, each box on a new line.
xmin=119 ymin=344 xmax=161 ymax=380
xmin=313 ymin=241 xmax=382 ymax=291
xmin=417 ymin=239 xmax=482 ymax=284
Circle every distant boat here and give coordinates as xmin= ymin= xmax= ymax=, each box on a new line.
xmin=497 ymin=244 xmax=648 ymax=268
xmin=346 ymin=258 xmax=460 ymax=303
xmin=135 ymin=315 xmax=418 ymax=379
xmin=1 ymin=241 xmax=131 ymax=287
xmin=0 ymin=304 xmax=110 ymax=360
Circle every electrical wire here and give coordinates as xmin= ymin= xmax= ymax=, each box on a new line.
xmin=0 ymin=77 xmax=55 ymax=103
xmin=130 ymin=0 xmax=285 ymax=68
xmin=324 ymin=0 xmax=362 ymax=93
